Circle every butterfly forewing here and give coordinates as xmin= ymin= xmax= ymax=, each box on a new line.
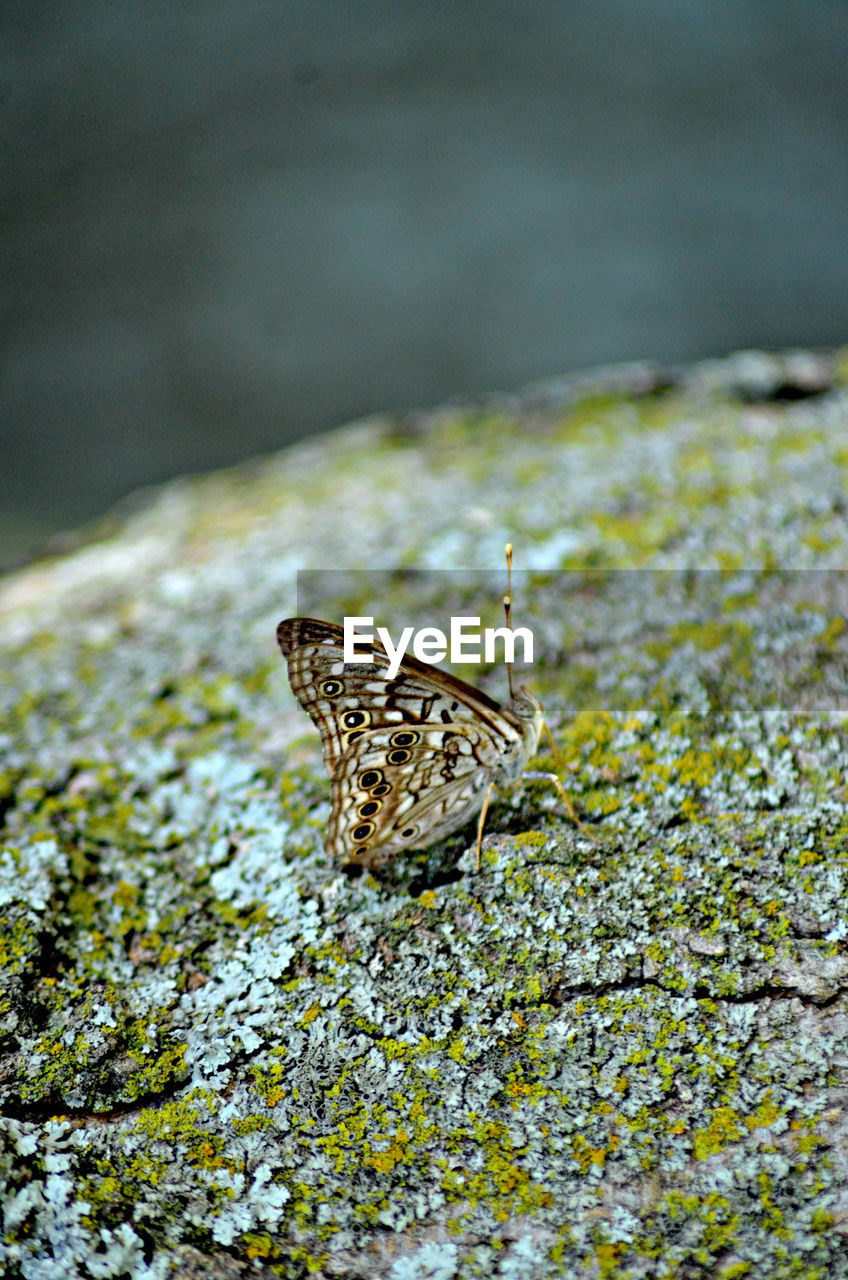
xmin=278 ymin=618 xmax=518 ymax=763
xmin=277 ymin=617 xmax=536 ymax=865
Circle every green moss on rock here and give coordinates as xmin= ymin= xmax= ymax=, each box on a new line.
xmin=1 ymin=350 xmax=847 ymax=1277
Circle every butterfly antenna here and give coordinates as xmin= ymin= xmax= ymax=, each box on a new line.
xmin=504 ymin=542 xmax=516 ymax=699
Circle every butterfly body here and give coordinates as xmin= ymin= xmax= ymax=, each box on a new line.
xmin=277 ymin=617 xmax=544 ymax=866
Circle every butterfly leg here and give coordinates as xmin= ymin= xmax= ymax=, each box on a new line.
xmin=475 ymin=782 xmax=495 ymax=871
xmin=535 ymin=721 xmax=593 ymax=835
xmin=523 ymin=770 xmax=590 ymax=835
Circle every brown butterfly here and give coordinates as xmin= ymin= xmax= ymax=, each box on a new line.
xmin=277 ymin=548 xmax=577 ymax=868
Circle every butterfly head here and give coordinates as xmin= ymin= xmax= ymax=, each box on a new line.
xmin=504 ymin=685 xmax=545 ymax=757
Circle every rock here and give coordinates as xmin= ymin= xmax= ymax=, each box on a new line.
xmin=1 ymin=349 xmax=847 ymax=1278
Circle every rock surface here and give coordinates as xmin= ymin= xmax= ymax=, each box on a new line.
xmin=1 ymin=348 xmax=847 ymax=1278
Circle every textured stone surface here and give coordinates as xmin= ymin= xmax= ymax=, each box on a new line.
xmin=1 ymin=348 xmax=847 ymax=1278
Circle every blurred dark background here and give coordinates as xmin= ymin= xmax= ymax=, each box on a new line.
xmin=2 ymin=1 xmax=847 ymax=565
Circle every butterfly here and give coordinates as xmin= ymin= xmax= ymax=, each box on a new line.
xmin=277 ymin=548 xmax=577 ymax=869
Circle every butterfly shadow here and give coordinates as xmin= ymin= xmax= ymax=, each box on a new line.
xmin=338 ymin=780 xmax=597 ymax=895
xmin=339 ymin=828 xmax=471 ymax=896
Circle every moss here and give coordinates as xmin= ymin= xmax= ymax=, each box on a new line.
xmin=513 ymin=830 xmax=548 ymax=850
xmin=2 ymin=351 xmax=848 ymax=1277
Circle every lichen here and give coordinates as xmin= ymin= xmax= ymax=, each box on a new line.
xmin=0 ymin=350 xmax=847 ymax=1277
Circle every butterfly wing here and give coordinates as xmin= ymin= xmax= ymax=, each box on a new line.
xmin=277 ymin=617 xmax=526 ymax=863
xmin=327 ymin=723 xmax=503 ymax=863
xmin=278 ymin=617 xmax=519 ymax=771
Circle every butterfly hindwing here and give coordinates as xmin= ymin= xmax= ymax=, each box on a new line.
xmin=327 ymin=724 xmax=502 ymax=863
